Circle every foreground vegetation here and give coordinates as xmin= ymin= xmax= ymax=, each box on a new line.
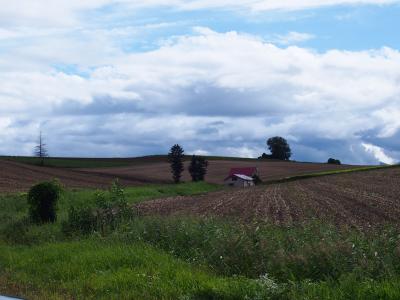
xmin=1 ymin=181 xmax=400 ymax=299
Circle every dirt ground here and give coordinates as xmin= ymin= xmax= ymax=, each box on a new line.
xmin=136 ymin=167 xmax=400 ymax=228
xmin=0 ymin=157 xmax=358 ymax=193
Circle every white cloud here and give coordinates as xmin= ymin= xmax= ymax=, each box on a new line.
xmin=1 ymin=27 xmax=400 ymax=163
xmin=273 ymin=31 xmax=315 ymax=45
xmin=373 ymin=107 xmax=400 ymax=138
xmin=0 ymin=0 xmax=399 ymax=29
xmin=125 ymin=0 xmax=400 ymax=12
xmin=192 ymin=149 xmax=211 ymax=156
xmin=362 ymin=143 xmax=397 ymax=164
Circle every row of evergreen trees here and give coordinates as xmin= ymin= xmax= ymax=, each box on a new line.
xmin=168 ymin=144 xmax=208 ymax=183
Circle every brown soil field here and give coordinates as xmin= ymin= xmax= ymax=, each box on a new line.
xmin=0 ymin=160 xmax=148 ymax=193
xmin=136 ymin=167 xmax=400 ymax=228
xmin=0 ymin=157 xmax=360 ymax=193
xmin=80 ymin=159 xmax=356 ymax=185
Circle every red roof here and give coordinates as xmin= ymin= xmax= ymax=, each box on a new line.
xmin=225 ymin=167 xmax=258 ymax=180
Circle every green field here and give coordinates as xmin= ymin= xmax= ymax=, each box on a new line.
xmin=264 ymin=164 xmax=400 ymax=184
xmin=1 ymin=155 xmax=169 ymax=168
xmin=1 ymin=155 xmax=259 ymax=168
xmin=1 ymin=181 xmax=400 ymax=299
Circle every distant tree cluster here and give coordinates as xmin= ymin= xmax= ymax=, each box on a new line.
xmin=265 ymin=136 xmax=292 ymax=161
xmin=259 ymin=136 xmax=342 ymax=165
xmin=327 ymin=158 xmax=341 ymax=165
xmin=258 ymin=153 xmax=273 ymax=160
xmin=168 ymin=145 xmax=208 ymax=183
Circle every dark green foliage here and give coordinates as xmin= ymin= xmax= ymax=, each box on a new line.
xmin=188 ymin=155 xmax=208 ymax=182
xmin=168 ymin=144 xmax=185 ymax=183
xmin=62 ymin=180 xmax=131 ymax=236
xmin=328 ymin=158 xmax=341 ymax=165
xmin=267 ymin=136 xmax=292 ymax=160
xmin=62 ymin=205 xmax=97 ymax=235
xmin=27 ymin=180 xmax=61 ymax=224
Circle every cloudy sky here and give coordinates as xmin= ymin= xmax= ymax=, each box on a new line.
xmin=0 ymin=1 xmax=399 ymax=164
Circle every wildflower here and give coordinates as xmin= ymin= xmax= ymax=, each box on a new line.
xmin=258 ymin=273 xmax=279 ymax=291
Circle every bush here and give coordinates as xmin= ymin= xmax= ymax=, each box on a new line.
xmin=62 ymin=205 xmax=98 ymax=236
xmin=62 ymin=180 xmax=131 ymax=236
xmin=27 ymin=180 xmax=62 ymax=224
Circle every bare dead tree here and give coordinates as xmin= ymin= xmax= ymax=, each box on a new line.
xmin=34 ymin=131 xmax=48 ymax=166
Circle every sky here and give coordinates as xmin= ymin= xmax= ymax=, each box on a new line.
xmin=0 ymin=1 xmax=400 ymax=164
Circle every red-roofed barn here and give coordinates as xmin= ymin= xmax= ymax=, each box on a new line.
xmin=224 ymin=167 xmax=258 ymax=187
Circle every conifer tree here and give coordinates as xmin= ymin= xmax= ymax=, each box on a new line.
xmin=188 ymin=155 xmax=208 ymax=182
xmin=168 ymin=144 xmax=184 ymax=183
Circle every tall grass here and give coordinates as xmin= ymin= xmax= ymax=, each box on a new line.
xmin=0 ymin=239 xmax=271 ymax=300
xmin=110 ymin=217 xmax=400 ymax=281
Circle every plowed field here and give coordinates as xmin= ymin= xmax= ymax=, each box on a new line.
xmin=0 ymin=160 xmax=148 ymax=193
xmin=137 ymin=167 xmax=400 ymax=228
xmin=80 ymin=159 xmax=355 ymax=184
xmin=0 ymin=157 xmax=356 ymax=192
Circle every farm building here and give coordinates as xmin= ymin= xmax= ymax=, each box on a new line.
xmin=224 ymin=167 xmax=258 ymax=187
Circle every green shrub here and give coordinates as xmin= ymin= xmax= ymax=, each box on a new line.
xmin=62 ymin=180 xmax=132 ymax=236
xmin=62 ymin=205 xmax=98 ymax=235
xmin=27 ymin=180 xmax=62 ymax=224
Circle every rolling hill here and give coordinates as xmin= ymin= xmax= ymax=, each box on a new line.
xmin=0 ymin=155 xmax=361 ymax=192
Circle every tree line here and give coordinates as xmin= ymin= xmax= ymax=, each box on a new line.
xmin=259 ymin=136 xmax=341 ymax=165
xmin=34 ymin=131 xmax=340 ymax=170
